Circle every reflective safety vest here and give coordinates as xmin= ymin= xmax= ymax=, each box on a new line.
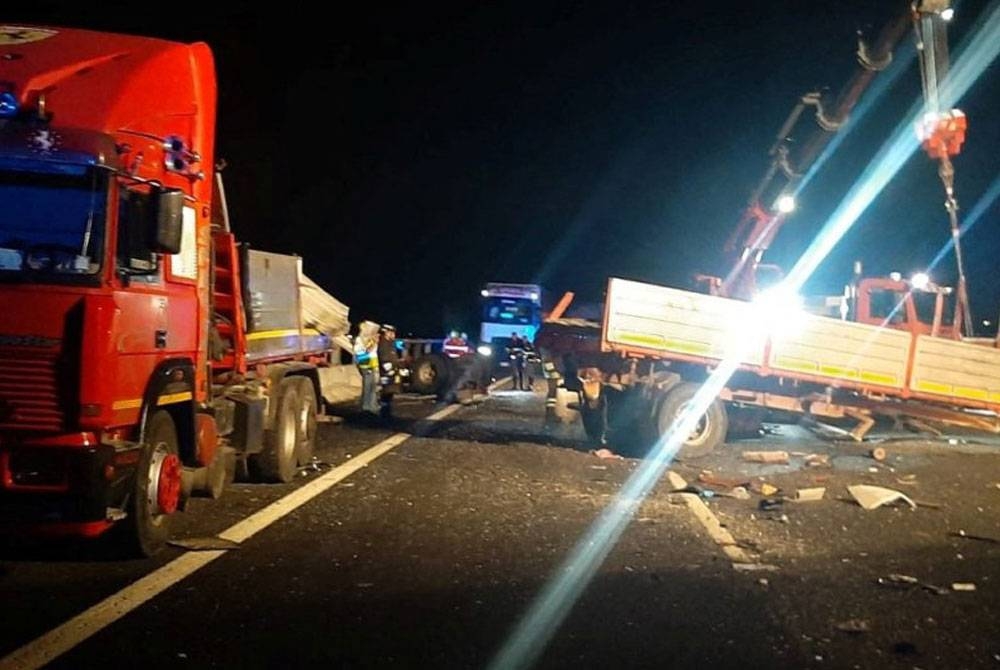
xmin=354 ymin=337 xmax=379 ymax=370
xmin=443 ymin=337 xmax=469 ymax=358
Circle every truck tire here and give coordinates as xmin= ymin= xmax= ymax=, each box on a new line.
xmin=410 ymin=354 xmax=450 ymax=396
xmin=250 ymin=378 xmax=301 ymax=483
xmin=121 ymin=410 xmax=181 ymax=557
xmin=656 ymin=382 xmax=728 ymax=459
xmin=290 ymin=376 xmax=318 ymax=466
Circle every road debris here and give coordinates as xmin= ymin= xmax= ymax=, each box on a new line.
xmin=698 ymin=471 xmax=749 ymax=488
xmin=895 ymin=473 xmax=918 ymax=486
xmin=847 ymin=484 xmax=917 ymax=511
xmin=729 ymin=486 xmax=751 ymax=500
xmin=792 ymin=487 xmax=826 ymax=502
xmin=951 ymin=582 xmax=977 ymax=592
xmin=869 ymin=447 xmax=887 ymax=461
xmin=950 ymin=530 xmax=1000 ymax=544
xmin=758 ymin=498 xmax=784 ymax=511
xmin=803 ymin=453 xmax=831 ymax=468
xmin=877 ymin=573 xmax=949 ymax=595
xmin=759 ymin=483 xmax=779 ymax=496
xmin=732 ymin=562 xmax=779 ymax=572
xmin=590 ymin=448 xmax=623 ymax=460
xmin=834 ymin=619 xmax=871 ymax=634
xmin=168 ymin=537 xmax=241 ymax=551
xmin=742 ymin=450 xmax=789 ymax=464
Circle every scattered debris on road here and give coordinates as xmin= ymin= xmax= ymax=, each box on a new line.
xmin=742 ymin=450 xmax=790 ymax=464
xmin=834 ymin=619 xmax=871 ymax=634
xmin=590 ymin=448 xmax=623 ymax=460
xmin=168 ymin=537 xmax=241 ymax=551
xmin=869 ymin=447 xmax=887 ymax=461
xmin=803 ymin=453 xmax=831 ymax=468
xmin=951 ymin=582 xmax=977 ymax=592
xmin=732 ymin=562 xmax=779 ymax=572
xmin=950 ymin=530 xmax=1000 ymax=544
xmin=876 ymin=573 xmax=949 ymax=595
xmin=792 ymin=487 xmax=826 ymax=502
xmin=847 ymin=484 xmax=917 ymax=511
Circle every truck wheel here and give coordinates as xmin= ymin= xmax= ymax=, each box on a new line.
xmin=410 ymin=354 xmax=450 ymax=395
xmin=122 ymin=410 xmax=181 ymax=557
xmin=250 ymin=378 xmax=301 ymax=483
xmin=290 ymin=377 xmax=318 ymax=466
xmin=656 ymin=382 xmax=728 ymax=459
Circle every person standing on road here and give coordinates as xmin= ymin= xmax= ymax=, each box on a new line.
xmin=508 ymin=332 xmax=528 ymax=391
xmin=354 ymin=320 xmax=381 ymax=416
xmin=377 ymin=324 xmax=402 ymax=421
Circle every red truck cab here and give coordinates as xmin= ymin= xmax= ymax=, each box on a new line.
xmin=0 ymin=25 xmax=328 ymax=555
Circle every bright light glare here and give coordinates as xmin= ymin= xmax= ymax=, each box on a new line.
xmin=477 ymin=344 xmax=492 ymax=356
xmin=530 ymin=292 xmax=539 ymax=300
xmin=942 ymin=7 xmax=955 ymax=21
xmin=490 ymin=7 xmax=1000 ymax=669
xmin=910 ymin=272 xmax=930 ymax=290
xmin=750 ymin=286 xmax=807 ymax=340
xmin=776 ymin=194 xmax=796 ymax=213
xmin=481 ymin=289 xmax=489 ymax=297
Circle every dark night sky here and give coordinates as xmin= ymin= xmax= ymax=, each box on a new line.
xmin=9 ymin=1 xmax=1000 ymax=336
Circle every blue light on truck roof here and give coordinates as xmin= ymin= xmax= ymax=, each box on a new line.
xmin=0 ymin=91 xmax=18 ymax=118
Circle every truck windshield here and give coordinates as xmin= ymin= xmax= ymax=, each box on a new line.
xmin=0 ymin=167 xmax=107 ymax=279
xmin=483 ymin=297 xmax=538 ymax=325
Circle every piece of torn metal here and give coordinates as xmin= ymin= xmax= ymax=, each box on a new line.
xmin=847 ymin=484 xmax=917 ymax=511
xmin=168 ymin=537 xmax=241 ymax=551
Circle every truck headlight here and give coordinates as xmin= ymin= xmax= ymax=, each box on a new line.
xmin=477 ymin=345 xmax=492 ymax=357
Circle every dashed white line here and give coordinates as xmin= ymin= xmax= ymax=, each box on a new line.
xmin=0 ymin=383 xmax=512 ymax=670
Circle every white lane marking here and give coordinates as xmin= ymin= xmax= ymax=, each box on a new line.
xmin=666 ymin=471 xmax=752 ymax=565
xmin=0 ymin=396 xmax=479 ymax=670
xmin=488 ymin=376 xmax=512 ymax=392
xmin=219 ymin=432 xmax=410 ymax=544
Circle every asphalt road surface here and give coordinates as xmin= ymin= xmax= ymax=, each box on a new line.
xmin=1 ymin=384 xmax=999 ymax=669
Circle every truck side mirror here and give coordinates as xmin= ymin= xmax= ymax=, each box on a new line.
xmin=148 ymin=187 xmax=184 ymax=254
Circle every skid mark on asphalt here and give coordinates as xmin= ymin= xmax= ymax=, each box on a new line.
xmin=0 ymin=381 xmax=510 ymax=670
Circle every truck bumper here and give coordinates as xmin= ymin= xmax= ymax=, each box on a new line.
xmin=0 ymin=432 xmax=135 ymax=537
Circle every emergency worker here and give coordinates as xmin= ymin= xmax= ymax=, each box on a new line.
xmin=377 ymin=324 xmax=402 ymax=421
xmin=508 ymin=332 xmax=528 ymax=391
xmin=354 ymin=320 xmax=381 ymax=415
xmin=443 ymin=330 xmax=469 ymax=358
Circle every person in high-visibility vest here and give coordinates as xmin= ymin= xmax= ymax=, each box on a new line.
xmin=354 ymin=320 xmax=380 ymax=415
xmin=443 ymin=330 xmax=469 ymax=358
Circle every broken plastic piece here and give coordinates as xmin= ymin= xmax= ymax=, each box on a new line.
xmin=848 ymin=485 xmax=917 ymax=511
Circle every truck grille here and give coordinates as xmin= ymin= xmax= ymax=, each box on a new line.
xmin=0 ymin=352 xmax=65 ymax=432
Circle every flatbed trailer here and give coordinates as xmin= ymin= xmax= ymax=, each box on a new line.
xmin=539 ymin=277 xmax=1000 ymax=457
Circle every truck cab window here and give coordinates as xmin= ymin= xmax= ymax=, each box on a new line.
xmin=117 ymin=188 xmax=160 ymax=279
xmin=868 ymin=290 xmax=907 ymax=325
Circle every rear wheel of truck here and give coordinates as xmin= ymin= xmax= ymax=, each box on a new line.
xmin=410 ymin=354 xmax=450 ymax=395
xmin=290 ymin=377 xmax=318 ymax=466
xmin=656 ymin=382 xmax=728 ymax=458
xmin=121 ymin=410 xmax=181 ymax=557
xmin=250 ymin=378 xmax=301 ymax=483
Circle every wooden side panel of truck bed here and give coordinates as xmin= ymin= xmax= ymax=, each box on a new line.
xmin=911 ymin=335 xmax=1000 ymax=403
xmin=603 ymin=277 xmax=1000 ymax=409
